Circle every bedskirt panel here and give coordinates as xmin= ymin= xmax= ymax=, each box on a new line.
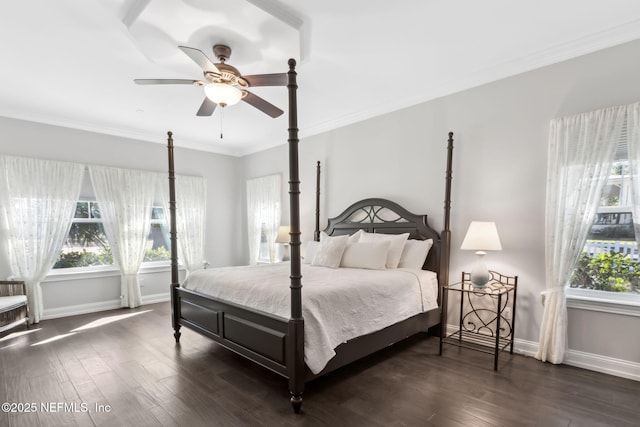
xmin=176 ymin=287 xmax=290 ymax=377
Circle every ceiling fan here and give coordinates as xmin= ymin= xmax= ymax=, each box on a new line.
xmin=134 ymin=44 xmax=287 ymax=118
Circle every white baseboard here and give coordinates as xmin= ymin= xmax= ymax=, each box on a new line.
xmin=564 ymin=349 xmax=640 ymax=382
xmin=444 ymin=324 xmax=639 ymax=382
xmin=42 ymin=293 xmax=170 ymax=320
xmin=42 ymin=299 xmax=122 ymax=320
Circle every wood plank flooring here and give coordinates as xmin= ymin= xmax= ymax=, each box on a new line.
xmin=1 ymin=302 xmax=638 ymax=426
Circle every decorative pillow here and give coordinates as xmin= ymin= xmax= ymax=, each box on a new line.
xmin=347 ymin=229 xmax=364 ymax=243
xmin=312 ymin=232 xmax=349 ymax=268
xmin=340 ymin=241 xmax=390 ymax=270
xmin=398 ymin=239 xmax=433 ymax=269
xmin=358 ymin=232 xmax=409 ymax=269
xmin=302 ymin=240 xmax=320 ymax=264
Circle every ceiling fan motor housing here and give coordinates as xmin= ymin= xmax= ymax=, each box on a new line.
xmin=213 ymin=44 xmax=232 ymax=61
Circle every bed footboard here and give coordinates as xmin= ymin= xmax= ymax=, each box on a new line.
xmin=176 ymin=287 xmax=291 ymax=377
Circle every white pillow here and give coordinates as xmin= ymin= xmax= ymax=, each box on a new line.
xmin=348 ymin=229 xmax=364 ymax=243
xmin=398 ymin=239 xmax=433 ymax=269
xmin=358 ymin=232 xmax=409 ymax=269
xmin=340 ymin=241 xmax=390 ymax=270
xmin=302 ymin=240 xmax=320 ymax=264
xmin=312 ymin=232 xmax=349 ymax=268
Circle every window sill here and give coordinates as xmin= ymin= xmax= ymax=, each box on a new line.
xmin=44 ymin=262 xmax=182 ymax=283
xmin=45 ymin=266 xmax=120 ymax=282
xmin=566 ymin=288 xmax=640 ymax=317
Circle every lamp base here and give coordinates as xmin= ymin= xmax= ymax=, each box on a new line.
xmin=470 ymin=251 xmax=490 ymax=288
xmin=281 ymin=244 xmax=290 ymax=262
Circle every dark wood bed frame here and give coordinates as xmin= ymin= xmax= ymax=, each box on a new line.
xmin=166 ymin=59 xmax=454 ymax=413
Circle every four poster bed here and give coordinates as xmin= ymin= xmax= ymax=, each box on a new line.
xmin=166 ymin=59 xmax=454 ymax=413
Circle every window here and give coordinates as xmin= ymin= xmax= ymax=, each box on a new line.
xmin=257 ymin=222 xmax=272 ymax=263
xmin=54 ymin=202 xmax=170 ymax=269
xmin=246 ymin=174 xmax=281 ymax=265
xmin=570 ymin=150 xmax=639 ymax=294
xmin=54 ymin=201 xmax=112 ymax=269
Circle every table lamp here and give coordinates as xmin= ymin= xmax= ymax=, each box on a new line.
xmin=276 ymin=225 xmax=291 ymax=261
xmin=460 ymin=221 xmax=502 ymax=288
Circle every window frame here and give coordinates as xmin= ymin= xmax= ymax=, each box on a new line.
xmin=51 ymin=201 xmax=172 ymax=273
xmin=54 ymin=200 xmax=114 ymax=270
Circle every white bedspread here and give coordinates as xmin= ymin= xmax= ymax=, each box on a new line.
xmin=182 ymin=263 xmax=438 ymax=374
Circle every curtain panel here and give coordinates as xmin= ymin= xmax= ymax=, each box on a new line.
xmin=89 ymin=165 xmax=160 ymax=308
xmin=0 ymin=155 xmax=84 ymax=322
xmin=159 ymin=174 xmax=207 ymax=275
xmin=628 ymin=103 xmax=640 ymax=248
xmin=538 ymin=105 xmax=627 ymax=363
xmin=246 ymin=174 xmax=281 ymax=265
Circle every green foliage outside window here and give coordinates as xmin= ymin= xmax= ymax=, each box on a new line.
xmin=144 ymin=246 xmax=171 ymax=262
xmin=54 ymin=245 xmax=170 ymax=268
xmin=571 ymin=251 xmax=640 ymax=293
xmin=54 ymin=246 xmax=113 ymax=269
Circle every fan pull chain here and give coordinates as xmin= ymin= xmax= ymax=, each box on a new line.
xmin=220 ymin=107 xmax=224 ymax=139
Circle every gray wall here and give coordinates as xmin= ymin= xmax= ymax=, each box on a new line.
xmin=0 ymin=117 xmax=242 ymax=316
xmin=241 ymin=39 xmax=640 ymax=371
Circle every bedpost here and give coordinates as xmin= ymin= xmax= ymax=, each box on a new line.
xmin=314 ymin=161 xmax=321 ymax=242
xmin=440 ymin=132 xmax=454 ymax=292
xmin=286 ymin=58 xmax=304 ymax=413
xmin=167 ymin=131 xmax=181 ymax=342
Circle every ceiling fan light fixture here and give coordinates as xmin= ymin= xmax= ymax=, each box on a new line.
xmin=204 ymin=83 xmax=243 ymax=107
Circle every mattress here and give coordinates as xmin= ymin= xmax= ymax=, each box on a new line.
xmin=182 ymin=263 xmax=439 ymax=374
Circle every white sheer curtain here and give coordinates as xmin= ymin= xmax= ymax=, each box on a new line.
xmin=159 ymin=174 xmax=207 ymax=274
xmin=0 ymin=156 xmax=84 ymax=323
xmin=627 ymin=102 xmax=640 ymax=247
xmin=538 ymin=105 xmax=626 ymax=363
xmin=89 ymin=166 xmax=159 ymax=308
xmin=246 ymin=174 xmax=281 ymax=265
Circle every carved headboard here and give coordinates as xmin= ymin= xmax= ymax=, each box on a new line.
xmin=322 ymin=198 xmax=442 ymax=276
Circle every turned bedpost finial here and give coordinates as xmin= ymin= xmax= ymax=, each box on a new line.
xmin=288 ymin=58 xmax=296 ymax=70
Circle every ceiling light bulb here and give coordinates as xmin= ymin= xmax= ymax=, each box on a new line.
xmin=204 ymin=83 xmax=243 ymax=107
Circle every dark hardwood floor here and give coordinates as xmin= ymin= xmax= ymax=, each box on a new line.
xmin=1 ymin=302 xmax=638 ymax=426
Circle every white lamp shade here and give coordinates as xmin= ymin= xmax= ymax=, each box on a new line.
xmin=204 ymin=83 xmax=243 ymax=106
xmin=276 ymin=225 xmax=290 ymax=243
xmin=460 ymin=221 xmax=502 ymax=251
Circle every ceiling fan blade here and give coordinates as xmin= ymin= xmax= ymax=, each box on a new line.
xmin=196 ymin=97 xmax=217 ymax=116
xmin=243 ymin=73 xmax=288 ymax=87
xmin=178 ymin=46 xmax=220 ymax=74
xmin=242 ymin=91 xmax=284 ymax=118
xmin=134 ymin=79 xmax=202 ymax=85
